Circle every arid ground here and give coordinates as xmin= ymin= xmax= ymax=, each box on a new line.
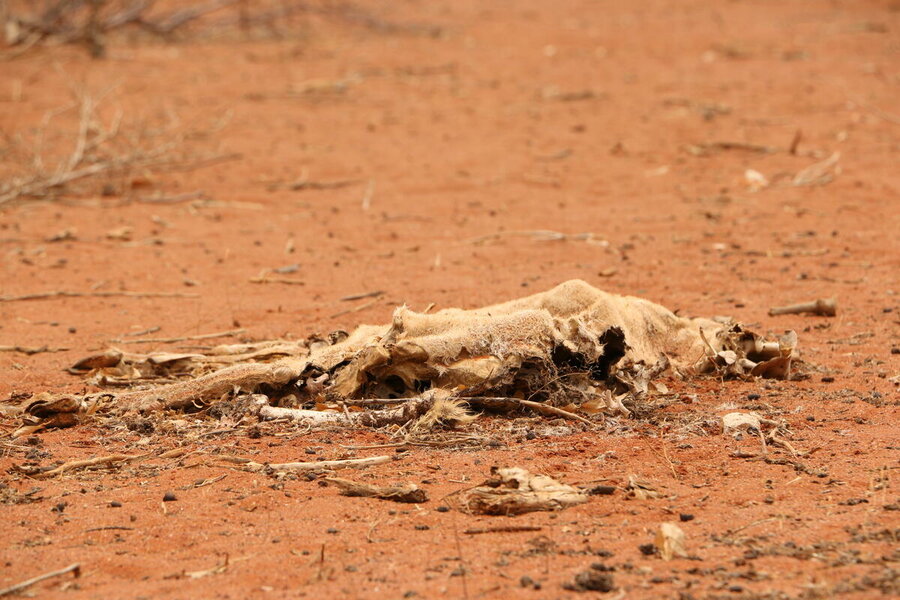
xmin=1 ymin=1 xmax=898 ymax=598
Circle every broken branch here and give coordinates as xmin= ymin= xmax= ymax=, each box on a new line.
xmin=0 ymin=345 xmax=70 ymax=355
xmin=0 ymin=290 xmax=198 ymax=302
xmin=325 ymin=477 xmax=428 ymax=503
xmin=17 ymin=453 xmax=146 ymax=479
xmin=0 ymin=563 xmax=80 ymax=598
xmin=241 ymin=455 xmax=391 ymax=473
xmin=109 ymin=328 xmax=245 ymax=345
xmin=340 ymin=290 xmax=385 ymax=302
xmin=463 ymin=525 xmax=543 ymax=535
xmin=466 ymin=397 xmax=593 ymax=426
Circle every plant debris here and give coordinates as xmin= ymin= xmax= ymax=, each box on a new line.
xmin=0 ymin=563 xmax=80 ymax=598
xmin=457 ymin=467 xmax=588 ymax=515
xmin=325 ymin=478 xmax=428 ymax=503
xmin=625 ymin=475 xmax=662 ymax=500
xmin=793 ymin=152 xmax=840 ymax=186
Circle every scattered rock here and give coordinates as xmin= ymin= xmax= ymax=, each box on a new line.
xmin=586 ymin=485 xmax=617 ymax=496
xmin=655 ymin=522 xmax=688 ymax=560
xmin=626 ymin=475 xmax=662 ymax=499
xmin=564 ymin=570 xmax=615 ymax=592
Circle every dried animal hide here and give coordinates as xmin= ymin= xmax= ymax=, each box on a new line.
xmin=14 ymin=280 xmax=797 ymax=434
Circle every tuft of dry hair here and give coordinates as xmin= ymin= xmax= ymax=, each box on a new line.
xmin=412 ymin=397 xmax=476 ymax=431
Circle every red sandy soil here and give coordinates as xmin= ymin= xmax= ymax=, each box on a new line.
xmin=1 ymin=1 xmax=898 ymax=598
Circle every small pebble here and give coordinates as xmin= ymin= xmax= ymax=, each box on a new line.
xmin=109 ymin=501 xmax=122 ymax=508
xmin=162 ymin=491 xmax=177 ymax=502
xmin=679 ymin=513 xmax=695 ymax=522
xmin=567 ymin=570 xmax=615 ymax=592
xmin=638 ymin=543 xmax=657 ymax=556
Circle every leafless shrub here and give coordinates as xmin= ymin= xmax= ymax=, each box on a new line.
xmin=3 ymin=1 xmax=241 ymax=57
xmin=0 ymin=83 xmax=235 ymax=207
xmin=1 ymin=1 xmax=442 ymax=59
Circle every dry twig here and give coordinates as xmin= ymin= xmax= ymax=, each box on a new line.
xmin=340 ymin=290 xmax=385 ymax=302
xmin=17 ymin=453 xmax=144 ymax=479
xmin=325 ymin=477 xmax=427 ymax=503
xmin=463 ymin=526 xmax=543 ymax=535
xmin=109 ymin=328 xmax=245 ymax=345
xmin=0 ymin=563 xmax=80 ymax=597
xmin=0 ymin=290 xmax=198 ymax=302
xmin=685 ymin=141 xmax=777 ymax=156
xmin=236 ymin=455 xmax=391 ymax=473
xmin=466 ymin=230 xmax=608 ymax=246
xmin=466 ymin=397 xmax=593 ymax=426
xmin=0 ymin=345 xmax=69 ymax=355
xmin=249 ymin=276 xmax=305 ymax=286
xmin=330 ymin=298 xmax=379 ymax=318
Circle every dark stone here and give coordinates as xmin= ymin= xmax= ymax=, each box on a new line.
xmin=638 ymin=543 xmax=657 ymax=556
xmin=566 ymin=570 xmax=615 ymax=592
